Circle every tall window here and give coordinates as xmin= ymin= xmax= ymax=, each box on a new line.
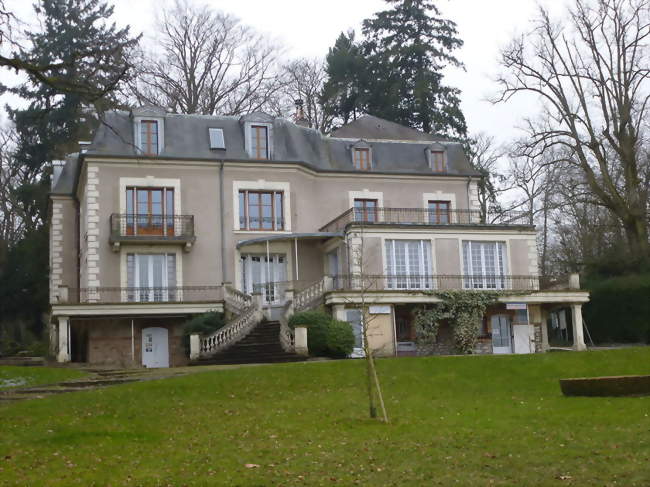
xmin=462 ymin=241 xmax=507 ymax=289
xmin=239 ymin=190 xmax=284 ymax=230
xmin=428 ymin=200 xmax=451 ymax=224
xmin=241 ymin=254 xmax=286 ymax=303
xmin=385 ymin=240 xmax=432 ymax=290
xmin=127 ymin=253 xmax=176 ymax=302
xmin=431 ymin=150 xmax=445 ymax=172
xmin=353 ymin=198 xmax=378 ymax=223
xmin=140 ymin=120 xmax=159 ymax=155
xmin=353 ymin=148 xmax=371 ymax=170
xmin=251 ymin=125 xmax=269 ymax=159
xmin=125 ymin=187 xmax=174 ymax=236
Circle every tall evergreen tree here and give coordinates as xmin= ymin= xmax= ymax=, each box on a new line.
xmin=321 ymin=31 xmax=367 ymax=127
xmin=362 ymin=0 xmax=466 ymax=137
xmin=0 ymin=0 xmax=138 ymax=351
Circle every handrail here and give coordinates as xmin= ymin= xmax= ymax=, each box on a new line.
xmin=199 ymin=297 xmax=263 ymax=357
xmin=319 ymin=207 xmax=533 ymax=232
xmin=60 ymin=286 xmax=223 ymax=304
xmin=330 ymin=274 xmax=543 ymax=291
xmin=294 ymin=278 xmax=327 ymax=311
xmin=110 ymin=213 xmax=195 ymax=240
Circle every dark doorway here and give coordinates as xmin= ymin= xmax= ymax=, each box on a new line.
xmin=394 ymin=305 xmax=417 ymax=355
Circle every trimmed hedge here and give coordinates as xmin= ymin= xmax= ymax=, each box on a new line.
xmin=583 ymin=274 xmax=650 ymax=344
xmin=289 ymin=311 xmax=354 ymax=358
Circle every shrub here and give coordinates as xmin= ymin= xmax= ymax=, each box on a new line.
xmin=289 ymin=310 xmax=330 ymax=356
xmin=325 ymin=320 xmax=355 ymax=358
xmin=583 ymin=274 xmax=650 ymax=344
xmin=182 ymin=311 xmax=226 ymax=353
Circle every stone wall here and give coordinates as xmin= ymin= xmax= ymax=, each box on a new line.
xmin=77 ymin=317 xmax=188 ymax=367
xmin=416 ymin=323 xmax=493 ymax=356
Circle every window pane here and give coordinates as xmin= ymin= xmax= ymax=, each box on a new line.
xmin=248 ymin=203 xmax=260 ymax=229
xmin=239 ymin=192 xmax=246 ymax=228
xmin=249 ymin=192 xmax=259 ymax=205
xmin=275 ymin=193 xmax=283 ymax=229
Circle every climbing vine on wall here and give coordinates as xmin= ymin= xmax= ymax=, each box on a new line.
xmin=415 ymin=290 xmax=501 ymax=354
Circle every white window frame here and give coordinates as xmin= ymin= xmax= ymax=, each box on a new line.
xmin=233 ymin=180 xmax=291 ymax=232
xmin=126 ymin=253 xmax=177 ymax=302
xmin=133 ymin=116 xmax=165 ymax=155
xmin=462 ymin=241 xmax=508 ymax=290
xmin=384 ymin=239 xmax=433 ymax=290
xmin=240 ymin=253 xmax=287 ymax=304
xmin=244 ymin=122 xmax=273 ymax=160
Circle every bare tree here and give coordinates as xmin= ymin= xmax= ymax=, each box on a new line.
xmin=495 ymin=0 xmax=650 ymax=258
xmin=345 ymin=225 xmax=389 ymax=422
xmin=268 ymin=58 xmax=335 ymax=132
xmin=129 ymin=0 xmax=285 ymax=115
xmin=466 ymin=133 xmax=506 ymax=219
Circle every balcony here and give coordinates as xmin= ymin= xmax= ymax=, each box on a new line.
xmin=109 ymin=214 xmax=196 ymax=251
xmin=319 ymin=208 xmax=533 ymax=233
xmin=329 ymin=274 xmax=542 ymax=292
xmin=56 ymin=286 xmax=223 ymax=304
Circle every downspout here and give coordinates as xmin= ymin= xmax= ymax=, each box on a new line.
xmin=219 ymin=161 xmax=226 ymax=284
xmin=466 ymin=176 xmax=473 ymax=223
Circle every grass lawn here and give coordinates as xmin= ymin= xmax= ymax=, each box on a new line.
xmin=1 ymin=349 xmax=649 ymax=486
xmin=0 ymin=366 xmax=86 ymax=390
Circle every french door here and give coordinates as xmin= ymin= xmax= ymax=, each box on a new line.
xmin=240 ymin=254 xmax=287 ymax=304
xmin=127 ymin=253 xmax=177 ymax=302
xmin=462 ymin=241 xmax=508 ymax=289
xmin=491 ymin=315 xmax=512 ymax=354
xmin=126 ymin=187 xmax=174 ymax=236
xmin=385 ymin=240 xmax=432 ymax=290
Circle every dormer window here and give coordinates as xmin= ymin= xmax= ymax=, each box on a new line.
xmin=431 ymin=150 xmax=445 ymax=172
xmin=350 ymin=141 xmax=372 ymax=171
xmin=251 ymin=125 xmax=269 ymax=160
xmin=140 ymin=120 xmax=159 ymax=155
xmin=426 ymin=144 xmax=447 ymax=172
xmin=131 ymin=106 xmax=166 ymax=156
xmin=354 ymin=148 xmax=371 ymax=170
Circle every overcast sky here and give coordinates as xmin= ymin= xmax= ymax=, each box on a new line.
xmin=2 ymin=0 xmax=566 ymax=142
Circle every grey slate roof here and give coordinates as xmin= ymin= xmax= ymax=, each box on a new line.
xmin=50 ymin=153 xmax=80 ymax=195
xmin=330 ymin=114 xmax=447 ymax=142
xmin=51 ymin=110 xmax=480 ymax=195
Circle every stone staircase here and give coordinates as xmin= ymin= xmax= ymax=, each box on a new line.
xmin=192 ymin=321 xmax=305 ymax=366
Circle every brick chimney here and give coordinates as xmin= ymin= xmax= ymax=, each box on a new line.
xmin=294 ymin=99 xmax=309 ymax=127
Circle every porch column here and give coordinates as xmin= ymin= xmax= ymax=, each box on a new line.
xmin=571 ymin=303 xmax=587 ymax=351
xmin=57 ymin=316 xmax=71 ymax=363
xmin=333 ymin=304 xmax=346 ymax=321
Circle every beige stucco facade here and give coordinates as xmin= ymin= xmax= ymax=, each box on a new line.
xmin=49 ymin=111 xmax=589 ymax=366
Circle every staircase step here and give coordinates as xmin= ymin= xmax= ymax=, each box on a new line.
xmin=192 ymin=320 xmax=304 ymax=366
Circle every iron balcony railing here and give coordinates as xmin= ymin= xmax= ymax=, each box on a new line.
xmin=110 ymin=214 xmax=195 ymax=242
xmin=319 ymin=208 xmax=533 ymax=233
xmin=60 ymin=286 xmax=223 ymax=304
xmin=330 ymin=274 xmax=542 ymax=292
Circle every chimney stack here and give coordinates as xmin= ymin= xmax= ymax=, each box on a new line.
xmin=294 ymin=99 xmax=309 ymax=127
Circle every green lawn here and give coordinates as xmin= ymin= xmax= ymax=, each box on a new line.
xmin=0 ymin=366 xmax=86 ymax=390
xmin=1 ymin=349 xmax=649 ymax=486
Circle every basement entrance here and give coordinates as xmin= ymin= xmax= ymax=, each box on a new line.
xmin=394 ymin=305 xmax=417 ymax=356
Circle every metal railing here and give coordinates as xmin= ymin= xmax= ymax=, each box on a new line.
xmin=110 ymin=213 xmax=195 ymax=241
xmin=319 ymin=208 xmax=533 ymax=232
xmin=61 ymin=286 xmax=223 ymax=304
xmin=330 ymin=274 xmax=542 ymax=292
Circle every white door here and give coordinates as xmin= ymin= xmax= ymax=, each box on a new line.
xmin=142 ymin=327 xmax=169 ymax=368
xmin=346 ymin=309 xmax=365 ymax=358
xmin=491 ymin=315 xmax=512 ymax=354
xmin=513 ymin=325 xmax=535 ymax=354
